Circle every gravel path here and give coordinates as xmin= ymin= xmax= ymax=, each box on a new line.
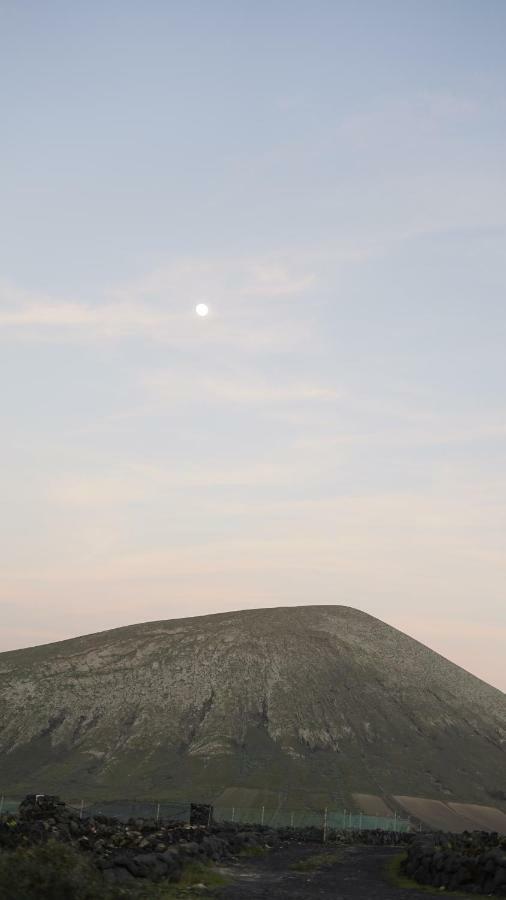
xmin=216 ymin=842 xmax=465 ymax=899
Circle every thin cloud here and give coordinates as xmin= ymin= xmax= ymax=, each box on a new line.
xmin=0 ymin=255 xmax=318 ymax=350
xmin=142 ymin=370 xmax=343 ymax=406
xmin=47 ymin=460 xmax=303 ymax=507
xmin=337 ymin=91 xmax=478 ymax=144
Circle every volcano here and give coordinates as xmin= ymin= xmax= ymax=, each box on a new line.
xmin=1 ymin=605 xmax=505 ymax=812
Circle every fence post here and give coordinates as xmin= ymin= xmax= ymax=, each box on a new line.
xmin=290 ymin=812 xmax=294 ymax=828
xmin=359 ymin=812 xmax=362 ymax=831
xmin=393 ymin=811 xmax=397 ymax=832
xmin=156 ymin=803 xmax=160 ymax=824
xmin=323 ymin=807 xmax=328 ymax=843
xmin=343 ymin=809 xmax=346 ymax=829
xmin=0 ymin=796 xmax=4 ymax=816
xmin=261 ymin=805 xmax=265 ymax=827
xmin=231 ymin=807 xmax=235 ymax=822
xmin=79 ymin=800 xmax=84 ymax=821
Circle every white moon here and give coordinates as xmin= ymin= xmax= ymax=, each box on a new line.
xmin=195 ymin=303 xmax=209 ymax=317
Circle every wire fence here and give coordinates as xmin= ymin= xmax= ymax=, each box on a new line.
xmin=0 ymin=798 xmax=18 ymax=816
xmin=67 ymin=799 xmax=192 ymax=823
xmin=0 ymin=794 xmax=411 ymax=832
xmin=213 ymin=806 xmax=410 ymax=831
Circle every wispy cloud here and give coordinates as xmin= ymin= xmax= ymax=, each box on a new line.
xmin=142 ymin=370 xmax=343 ymax=406
xmin=337 ymin=90 xmax=479 ymax=145
xmin=0 ymin=254 xmax=318 ymax=349
xmin=46 ymin=459 xmax=303 ymax=507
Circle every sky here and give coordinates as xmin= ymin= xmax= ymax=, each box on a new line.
xmin=1 ymin=1 xmax=505 ymax=691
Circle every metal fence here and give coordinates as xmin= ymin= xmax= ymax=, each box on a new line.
xmin=0 ymin=798 xmax=18 ymax=816
xmin=0 ymin=794 xmax=410 ymax=831
xmin=66 ymin=799 xmax=192 ymax=823
xmin=213 ymin=806 xmax=410 ymax=831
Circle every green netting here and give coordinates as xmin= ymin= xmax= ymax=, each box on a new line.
xmin=65 ymin=799 xmax=192 ymax=823
xmin=0 ymin=798 xmax=19 ymax=815
xmin=213 ymin=806 xmax=410 ymax=832
xmin=1 ymin=796 xmax=409 ymax=831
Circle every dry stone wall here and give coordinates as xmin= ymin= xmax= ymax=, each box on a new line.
xmin=404 ymin=831 xmax=506 ymax=895
xmin=1 ymin=795 xmax=412 ymax=889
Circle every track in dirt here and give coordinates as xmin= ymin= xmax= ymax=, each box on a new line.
xmin=216 ymin=843 xmax=465 ymax=899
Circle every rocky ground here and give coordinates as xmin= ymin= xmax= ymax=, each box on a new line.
xmin=0 ymin=794 xmax=411 ymax=888
xmin=404 ymin=831 xmax=506 ymax=895
xmin=215 ymin=842 xmax=463 ymax=899
xmin=2 ymin=796 xmax=505 ymax=898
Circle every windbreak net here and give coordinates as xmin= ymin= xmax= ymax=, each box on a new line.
xmin=213 ymin=806 xmax=410 ymax=831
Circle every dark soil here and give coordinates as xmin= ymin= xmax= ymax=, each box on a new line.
xmin=217 ymin=843 xmax=466 ymax=899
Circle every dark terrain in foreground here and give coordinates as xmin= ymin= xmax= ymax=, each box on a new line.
xmin=2 ymin=796 xmax=505 ymax=898
xmin=217 ymin=843 xmax=449 ymax=899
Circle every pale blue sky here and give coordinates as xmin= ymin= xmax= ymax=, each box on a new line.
xmin=1 ymin=1 xmax=505 ymax=690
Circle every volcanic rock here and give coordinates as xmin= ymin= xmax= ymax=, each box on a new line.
xmin=0 ymin=606 xmax=504 ymax=808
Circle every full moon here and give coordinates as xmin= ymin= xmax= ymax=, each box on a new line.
xmin=195 ymin=303 xmax=209 ymax=317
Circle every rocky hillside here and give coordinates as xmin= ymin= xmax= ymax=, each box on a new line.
xmin=0 ymin=606 xmax=505 ymax=807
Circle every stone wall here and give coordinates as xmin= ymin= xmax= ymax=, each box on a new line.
xmin=0 ymin=794 xmax=412 ymax=889
xmin=404 ymin=831 xmax=506 ymax=895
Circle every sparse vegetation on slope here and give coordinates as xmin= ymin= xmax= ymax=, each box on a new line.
xmin=1 ymin=606 xmax=505 ymax=808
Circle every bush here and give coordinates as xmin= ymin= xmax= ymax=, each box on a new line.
xmin=0 ymin=842 xmax=121 ymax=900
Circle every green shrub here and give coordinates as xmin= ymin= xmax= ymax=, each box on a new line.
xmin=0 ymin=842 xmax=121 ymax=900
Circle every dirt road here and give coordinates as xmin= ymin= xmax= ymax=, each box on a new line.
xmin=216 ymin=842 xmax=461 ymax=899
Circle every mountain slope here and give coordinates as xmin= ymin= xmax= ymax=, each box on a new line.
xmin=1 ymin=605 xmax=505 ymax=807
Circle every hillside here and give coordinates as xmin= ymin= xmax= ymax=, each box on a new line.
xmin=0 ymin=605 xmax=505 ymax=809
